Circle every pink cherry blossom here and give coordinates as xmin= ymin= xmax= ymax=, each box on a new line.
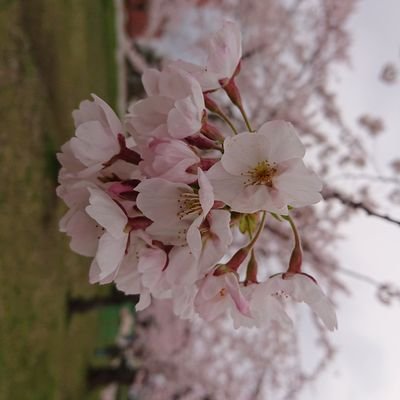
xmin=85 ymin=188 xmax=129 ymax=280
xmin=69 ymin=95 xmax=123 ymax=172
xmin=126 ymin=66 xmax=204 ymax=142
xmin=264 ymin=273 xmax=338 ymax=331
xmin=58 ymin=181 xmax=103 ymax=257
xmin=194 ymin=271 xmax=251 ymax=322
xmin=207 ymin=120 xmax=323 ymax=214
xmin=138 ymin=137 xmax=200 ymax=183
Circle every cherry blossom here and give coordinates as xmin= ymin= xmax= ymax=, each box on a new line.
xmin=138 ymin=137 xmax=200 ymax=183
xmin=69 ymin=94 xmax=123 ymax=172
xmin=126 ymin=65 xmax=204 ymax=142
xmin=264 ymin=273 xmax=338 ymax=331
xmin=207 ymin=120 xmax=323 ymax=213
xmin=194 ymin=271 xmax=251 ymax=321
xmin=135 ymin=169 xmax=214 ymax=255
xmin=57 ymin=18 xmax=337 ymax=335
xmin=85 ymin=188 xmax=130 ymax=280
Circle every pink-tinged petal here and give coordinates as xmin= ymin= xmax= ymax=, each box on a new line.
xmin=172 ymin=286 xmax=196 ymax=319
xmin=166 ymin=246 xmax=199 ymax=287
xmin=291 ymin=275 xmax=338 ymax=331
xmin=264 ymin=274 xmax=294 ymax=295
xmin=167 ymin=97 xmax=202 ymax=138
xmin=60 ymin=209 xmax=99 ymax=257
xmin=221 ymin=133 xmax=263 ymax=175
xmin=146 ymin=223 xmax=187 ymax=246
xmin=127 ymin=96 xmax=173 ymax=138
xmin=199 ymin=210 xmax=233 ymax=274
xmin=274 ymin=159 xmax=323 ymax=207
xmin=257 ymin=120 xmax=305 ymax=163
xmin=137 ymin=247 xmax=168 ymax=295
xmin=96 ymin=232 xmax=127 ymax=278
xmin=198 ymin=168 xmax=214 ymax=215
xmin=224 ymin=273 xmax=252 ymax=317
xmin=86 ymin=188 xmax=128 ymax=238
xmin=114 ymin=250 xmax=141 ymax=295
xmin=57 ymin=141 xmax=85 ymax=175
xmin=250 ymin=282 xmax=293 ymax=329
xmin=230 ymin=185 xmax=287 ymax=214
xmin=135 ymin=291 xmax=151 ymax=311
xmin=139 ymin=138 xmax=200 ymax=183
xmin=186 ymin=216 xmax=203 ymax=259
xmin=207 ymin=162 xmax=288 ymax=213
xmin=89 ymin=259 xmax=115 ymax=284
xmin=89 ymin=259 xmax=101 ymax=284
xmin=171 ymin=59 xmax=220 ymax=92
xmin=72 ymin=94 xmax=121 ymax=136
xmin=206 ymin=162 xmax=246 ymax=205
xmin=142 ymin=68 xmax=161 ymax=96
xmin=206 ymin=20 xmax=242 ymax=80
xmin=70 ymin=121 xmax=118 ymax=167
xmin=136 ymin=178 xmax=190 ymax=222
xmin=198 ymin=274 xmax=223 ymax=300
xmin=197 ymin=296 xmax=227 ymax=321
xmin=159 ymin=66 xmax=197 ymax=100
xmin=91 ymin=94 xmax=122 ymax=135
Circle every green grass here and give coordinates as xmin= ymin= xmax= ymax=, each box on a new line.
xmin=0 ymin=1 xmax=117 ymax=399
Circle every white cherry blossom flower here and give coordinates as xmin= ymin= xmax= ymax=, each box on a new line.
xmin=264 ymin=273 xmax=338 ymax=331
xmin=135 ymin=169 xmax=214 ymax=256
xmin=207 ymin=120 xmax=323 ymax=213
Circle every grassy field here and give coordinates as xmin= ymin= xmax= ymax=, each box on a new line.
xmin=0 ymin=1 xmax=117 ymax=399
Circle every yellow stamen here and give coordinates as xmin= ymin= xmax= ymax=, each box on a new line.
xmin=242 ymin=160 xmax=277 ymax=187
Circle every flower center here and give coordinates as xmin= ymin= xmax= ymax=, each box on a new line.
xmin=177 ymin=191 xmax=202 ymax=220
xmin=243 ymin=160 xmax=277 ymax=187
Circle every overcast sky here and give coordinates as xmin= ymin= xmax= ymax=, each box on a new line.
xmin=300 ymin=1 xmax=400 ymax=399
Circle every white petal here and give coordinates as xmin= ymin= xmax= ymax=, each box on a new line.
xmin=86 ymin=188 xmax=127 ymax=238
xmin=166 ymin=246 xmax=198 ymax=287
xmin=221 ymin=133 xmax=264 ymax=175
xmin=135 ymin=178 xmax=190 ymax=223
xmin=198 ymin=168 xmax=214 ymax=216
xmin=206 ymin=20 xmax=242 ymax=79
xmin=186 ymin=216 xmax=203 ymax=259
xmin=96 ymin=232 xmax=127 ymax=278
xmin=257 ymin=120 xmax=305 ymax=162
xmin=142 ymin=68 xmax=161 ymax=96
xmin=291 ymin=275 xmax=338 ymax=331
xmin=274 ymin=159 xmax=323 ymax=207
xmin=135 ymin=290 xmax=151 ymax=311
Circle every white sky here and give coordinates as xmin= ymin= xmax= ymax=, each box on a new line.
xmin=300 ymin=1 xmax=400 ymax=399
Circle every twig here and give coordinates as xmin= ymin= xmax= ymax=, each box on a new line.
xmin=324 ymin=190 xmax=400 ymax=227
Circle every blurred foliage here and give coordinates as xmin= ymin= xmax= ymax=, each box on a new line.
xmin=0 ymin=0 xmax=117 ymax=399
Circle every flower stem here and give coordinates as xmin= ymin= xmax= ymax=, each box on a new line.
xmin=282 ymin=214 xmax=303 ymax=274
xmin=237 ymin=104 xmax=254 ymax=133
xmin=246 ymin=211 xmax=266 ymax=250
xmin=204 ymin=94 xmax=239 ymax=135
xmin=217 ymin=112 xmax=239 ymax=135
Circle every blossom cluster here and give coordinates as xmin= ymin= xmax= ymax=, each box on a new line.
xmin=57 ymin=21 xmax=337 ymax=330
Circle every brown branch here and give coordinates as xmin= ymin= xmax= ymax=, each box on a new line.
xmin=324 ymin=190 xmax=400 ymax=227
